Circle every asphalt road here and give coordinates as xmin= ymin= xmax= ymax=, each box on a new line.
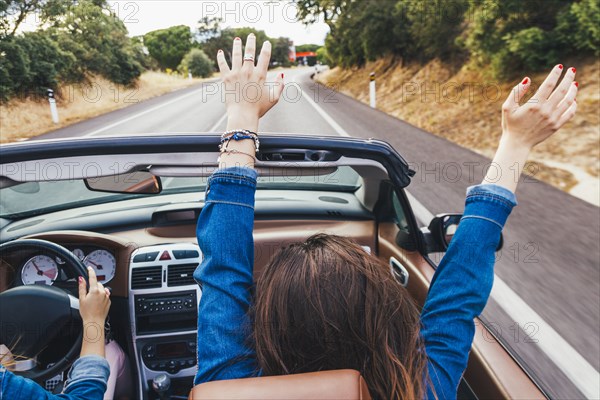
xmin=34 ymin=67 xmax=600 ymax=398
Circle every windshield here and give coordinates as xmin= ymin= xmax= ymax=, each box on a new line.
xmin=0 ymin=166 xmax=361 ymax=218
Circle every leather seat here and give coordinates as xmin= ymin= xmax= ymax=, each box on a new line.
xmin=189 ymin=369 xmax=372 ymax=400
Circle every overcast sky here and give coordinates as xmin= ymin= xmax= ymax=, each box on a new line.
xmin=106 ymin=0 xmax=330 ymax=45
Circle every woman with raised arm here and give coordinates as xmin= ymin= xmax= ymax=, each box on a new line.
xmin=193 ymin=35 xmax=577 ymax=399
xmin=0 ymin=267 xmax=112 ymax=400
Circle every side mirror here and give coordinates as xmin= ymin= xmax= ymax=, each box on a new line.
xmin=422 ymin=213 xmax=503 ymax=253
xmin=85 ymin=171 xmax=162 ymax=195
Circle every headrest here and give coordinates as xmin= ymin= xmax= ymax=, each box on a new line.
xmin=189 ymin=369 xmax=372 ymax=400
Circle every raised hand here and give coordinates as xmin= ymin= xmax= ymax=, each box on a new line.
xmin=502 ymin=64 xmax=578 ymax=150
xmin=217 ymin=34 xmax=285 ymax=132
xmin=485 ymin=65 xmax=578 ymax=192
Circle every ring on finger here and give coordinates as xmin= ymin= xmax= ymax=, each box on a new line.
xmin=243 ymin=54 xmax=254 ymax=62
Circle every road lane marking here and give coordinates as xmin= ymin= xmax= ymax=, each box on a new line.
xmin=209 ymin=113 xmax=227 ymax=132
xmin=292 ymin=75 xmax=350 ymax=137
xmin=406 ymin=192 xmax=600 ymax=399
xmin=83 ymin=85 xmax=210 ymax=137
xmin=303 ymin=76 xmax=600 ymax=397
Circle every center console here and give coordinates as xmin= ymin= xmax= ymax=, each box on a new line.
xmin=129 ymin=243 xmax=202 ymax=399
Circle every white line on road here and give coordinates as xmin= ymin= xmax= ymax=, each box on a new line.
xmin=293 ymin=75 xmax=350 ymax=137
xmin=307 ymin=77 xmax=600 ymax=399
xmin=83 ymin=85 xmax=209 ymax=137
xmin=209 ymin=113 xmax=228 ymax=133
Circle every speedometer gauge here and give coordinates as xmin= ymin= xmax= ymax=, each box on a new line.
xmin=84 ymin=250 xmax=116 ymax=284
xmin=21 ymin=255 xmax=59 ymax=285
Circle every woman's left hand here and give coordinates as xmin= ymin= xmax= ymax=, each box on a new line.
xmin=217 ymin=34 xmax=285 ymax=132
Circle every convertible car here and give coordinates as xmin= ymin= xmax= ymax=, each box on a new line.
xmin=0 ymin=134 xmax=546 ymax=399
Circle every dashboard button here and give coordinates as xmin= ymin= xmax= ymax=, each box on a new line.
xmin=133 ymin=251 xmax=159 ymax=263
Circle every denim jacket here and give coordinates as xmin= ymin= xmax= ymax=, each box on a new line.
xmin=0 ymin=355 xmax=109 ymax=400
xmin=193 ymin=167 xmax=517 ymax=399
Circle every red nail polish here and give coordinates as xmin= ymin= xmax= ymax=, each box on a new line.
xmin=234 ymin=37 xmax=240 ymax=40
xmin=571 ymin=67 xmax=576 ymax=74
xmin=558 ymin=64 xmax=563 ymax=70
xmin=574 ymin=82 xmax=579 ymax=87
xmin=281 ymin=73 xmax=284 ymax=79
xmin=522 ymin=77 xmax=529 ymax=85
xmin=78 ymin=276 xmax=83 ymax=283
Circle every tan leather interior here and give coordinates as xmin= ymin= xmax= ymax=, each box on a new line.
xmin=189 ymin=369 xmax=372 ymax=400
xmin=7 ymin=220 xmax=546 ymax=399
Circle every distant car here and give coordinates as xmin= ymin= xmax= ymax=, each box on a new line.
xmin=0 ymin=134 xmax=545 ymax=399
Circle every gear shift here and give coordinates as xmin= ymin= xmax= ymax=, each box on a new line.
xmin=152 ymin=374 xmax=171 ymax=400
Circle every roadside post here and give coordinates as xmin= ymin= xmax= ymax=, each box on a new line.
xmin=47 ymin=89 xmax=59 ymax=124
xmin=369 ymin=72 xmax=376 ymax=108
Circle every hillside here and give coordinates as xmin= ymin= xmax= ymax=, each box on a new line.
xmin=316 ymin=58 xmax=599 ymax=206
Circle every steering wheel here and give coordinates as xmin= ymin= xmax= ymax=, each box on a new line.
xmin=0 ymin=239 xmax=89 ymax=382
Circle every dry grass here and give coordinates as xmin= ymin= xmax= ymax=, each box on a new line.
xmin=317 ymin=57 xmax=600 ymax=204
xmin=0 ymin=71 xmax=213 ymax=143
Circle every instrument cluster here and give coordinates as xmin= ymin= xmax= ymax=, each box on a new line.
xmin=20 ymin=245 xmax=116 ymax=286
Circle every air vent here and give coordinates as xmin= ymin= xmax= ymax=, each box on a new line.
xmin=326 ymin=210 xmax=343 ymax=217
xmin=167 ymin=264 xmax=197 ymax=287
xmin=131 ymin=266 xmax=163 ymax=290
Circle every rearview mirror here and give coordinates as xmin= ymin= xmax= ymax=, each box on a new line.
xmin=85 ymin=171 xmax=162 ymax=194
xmin=423 ymin=213 xmax=503 ymax=253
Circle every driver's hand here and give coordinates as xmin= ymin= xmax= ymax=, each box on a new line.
xmin=78 ymin=267 xmax=111 ymax=324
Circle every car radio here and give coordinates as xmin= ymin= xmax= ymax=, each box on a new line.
xmin=134 ymin=290 xmax=197 ymax=335
xmin=141 ymin=339 xmax=197 ymax=374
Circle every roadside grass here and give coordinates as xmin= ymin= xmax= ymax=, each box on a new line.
xmin=0 ymin=71 xmax=213 ymax=143
xmin=316 ymin=57 xmax=600 ymax=205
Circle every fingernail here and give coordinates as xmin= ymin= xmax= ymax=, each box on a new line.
xmin=558 ymin=64 xmax=563 ymax=70
xmin=281 ymin=73 xmax=284 ymax=79
xmin=522 ymin=77 xmax=529 ymax=85
xmin=249 ymin=33 xmax=255 ymax=37
xmin=574 ymin=82 xmax=579 ymax=87
xmin=571 ymin=67 xmax=576 ymax=74
xmin=218 ymin=49 xmax=223 ymax=53
xmin=234 ymin=37 xmax=240 ymax=41
xmin=78 ymin=276 xmax=83 ymax=283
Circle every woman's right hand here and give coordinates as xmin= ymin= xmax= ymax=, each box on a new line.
xmin=501 ymin=64 xmax=578 ymax=150
xmin=78 ymin=267 xmax=110 ymax=324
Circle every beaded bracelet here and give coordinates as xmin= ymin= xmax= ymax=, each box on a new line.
xmin=220 ymin=129 xmax=260 ymax=152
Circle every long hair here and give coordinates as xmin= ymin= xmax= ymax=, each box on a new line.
xmin=252 ymin=234 xmax=431 ymax=399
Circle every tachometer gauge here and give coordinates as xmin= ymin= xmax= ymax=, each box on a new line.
xmin=84 ymin=250 xmax=116 ymax=284
xmin=72 ymin=248 xmax=85 ymax=261
xmin=21 ymin=255 xmax=59 ymax=285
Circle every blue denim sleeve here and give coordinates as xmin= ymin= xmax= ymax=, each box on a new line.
xmin=194 ymin=167 xmax=259 ymax=385
xmin=420 ymin=184 xmax=517 ymax=399
xmin=0 ymin=355 xmax=109 ymax=400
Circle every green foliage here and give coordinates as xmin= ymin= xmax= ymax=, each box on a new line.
xmin=464 ymin=0 xmax=577 ymax=78
xmin=0 ymin=37 xmax=29 ymax=100
xmin=1 ymin=0 xmax=142 ymax=101
xmin=315 ymin=46 xmax=330 ymax=64
xmin=295 ymin=44 xmax=320 ymax=53
xmin=144 ymin=25 xmax=193 ymax=71
xmin=272 ymin=37 xmax=292 ymax=67
xmin=299 ymin=0 xmax=595 ymax=79
xmin=555 ymin=0 xmax=600 ymax=56
xmin=178 ymin=48 xmax=213 ymax=78
xmin=51 ymin=0 xmax=142 ymax=85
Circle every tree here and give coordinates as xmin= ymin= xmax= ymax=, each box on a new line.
xmin=178 ymin=48 xmax=213 ymax=78
xmin=50 ymin=0 xmax=142 ymax=84
xmin=272 ymin=37 xmax=292 ymax=67
xmin=144 ymin=25 xmax=193 ymax=71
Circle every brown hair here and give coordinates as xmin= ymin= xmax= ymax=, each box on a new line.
xmin=253 ymin=234 xmax=430 ymax=399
